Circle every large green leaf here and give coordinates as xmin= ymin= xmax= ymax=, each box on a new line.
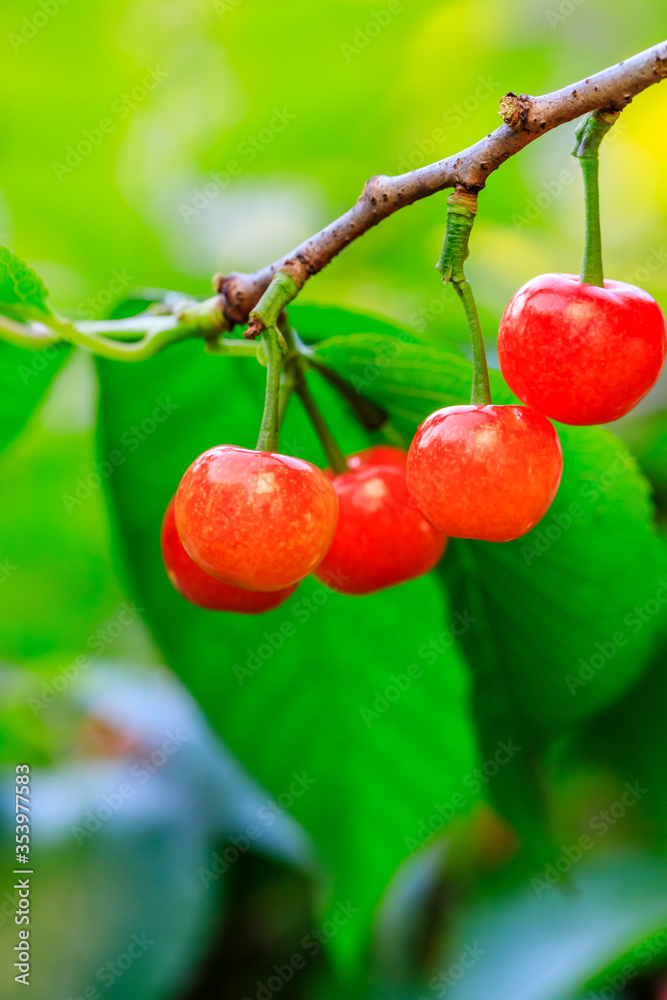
xmin=95 ymin=340 xmax=478 ymax=975
xmin=314 ymin=333 xmax=667 ymax=735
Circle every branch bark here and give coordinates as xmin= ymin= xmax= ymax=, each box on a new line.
xmin=215 ymin=39 xmax=667 ymax=327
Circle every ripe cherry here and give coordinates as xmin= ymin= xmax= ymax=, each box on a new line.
xmin=175 ymin=445 xmax=338 ymax=592
xmin=498 ymin=274 xmax=667 ymax=425
xmin=406 ymin=405 xmax=563 ymax=543
xmin=161 ymin=498 xmax=297 ymax=613
xmin=314 ymin=445 xmax=447 ymax=595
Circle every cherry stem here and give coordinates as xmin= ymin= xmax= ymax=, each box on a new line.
xmin=436 ymin=189 xmax=491 ymax=406
xmin=249 ymin=270 xmax=303 ymax=453
xmin=255 ymin=325 xmax=283 ymax=453
xmin=572 ymin=109 xmax=620 ymax=287
xmin=281 ymin=321 xmax=349 ymax=474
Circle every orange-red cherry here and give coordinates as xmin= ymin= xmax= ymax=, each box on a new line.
xmin=314 ymin=446 xmax=447 ymax=595
xmin=161 ymin=498 xmax=297 ymax=613
xmin=175 ymin=445 xmax=338 ymax=592
xmin=498 ymin=274 xmax=667 ymax=425
xmin=406 ymin=405 xmax=563 ymax=543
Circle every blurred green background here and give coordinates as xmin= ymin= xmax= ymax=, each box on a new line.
xmin=1 ymin=1 xmax=667 ymax=998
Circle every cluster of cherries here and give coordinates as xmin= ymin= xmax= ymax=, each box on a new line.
xmin=162 ymin=272 xmax=666 ymax=615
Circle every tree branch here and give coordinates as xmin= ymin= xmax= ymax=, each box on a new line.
xmin=215 ymin=39 xmax=667 ymax=327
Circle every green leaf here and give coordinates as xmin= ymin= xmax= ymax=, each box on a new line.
xmin=95 ymin=341 xmax=478 ymax=977
xmin=0 ymin=244 xmax=53 ymax=322
xmin=290 ymin=301 xmax=422 ymax=345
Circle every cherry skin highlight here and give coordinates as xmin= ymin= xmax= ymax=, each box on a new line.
xmin=175 ymin=445 xmax=338 ymax=592
xmin=161 ymin=499 xmax=297 ymax=613
xmin=406 ymin=405 xmax=563 ymax=543
xmin=314 ymin=446 xmax=447 ymax=596
xmin=498 ymin=273 xmax=667 ymax=425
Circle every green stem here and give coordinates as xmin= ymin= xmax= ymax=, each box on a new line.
xmin=0 ymin=292 xmax=232 ymax=361
xmin=281 ymin=322 xmax=348 ymax=474
xmin=572 ymin=109 xmax=620 ymax=287
xmin=248 ymin=271 xmax=300 ymax=336
xmin=579 ymin=156 xmax=603 ymax=286
xmin=295 ymin=373 xmax=349 ymax=474
xmin=255 ymin=325 xmax=283 ymax=453
xmin=454 ymin=279 xmax=491 ymax=406
xmin=437 ymin=189 xmax=491 ymax=406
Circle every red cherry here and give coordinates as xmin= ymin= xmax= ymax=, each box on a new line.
xmin=314 ymin=446 xmax=447 ymax=595
xmin=406 ymin=405 xmax=563 ymax=543
xmin=175 ymin=445 xmax=338 ymax=592
xmin=161 ymin=499 xmax=297 ymax=613
xmin=498 ymin=273 xmax=667 ymax=425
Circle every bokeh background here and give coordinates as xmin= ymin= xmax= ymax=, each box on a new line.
xmin=1 ymin=1 xmax=667 ymax=998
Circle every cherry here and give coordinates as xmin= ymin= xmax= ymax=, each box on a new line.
xmin=161 ymin=498 xmax=297 ymax=613
xmin=498 ymin=274 xmax=667 ymax=425
xmin=314 ymin=445 xmax=447 ymax=595
xmin=406 ymin=405 xmax=563 ymax=543
xmin=175 ymin=445 xmax=338 ymax=592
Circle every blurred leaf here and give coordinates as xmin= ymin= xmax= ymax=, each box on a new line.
xmin=0 ymin=245 xmax=52 ymax=321
xmin=0 ymin=661 xmax=316 ymax=1000
xmin=0 ymin=341 xmax=69 ymax=456
xmin=415 ymin=853 xmax=667 ymax=1000
xmin=95 ymin=339 xmax=478 ymax=977
xmin=0 ymin=367 xmax=129 ymax=664
xmin=573 ymin=635 xmax=667 ymax=846
xmin=615 ymin=408 xmax=667 ymax=513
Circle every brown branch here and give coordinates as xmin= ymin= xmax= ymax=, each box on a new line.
xmin=215 ymin=39 xmax=667 ymax=328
